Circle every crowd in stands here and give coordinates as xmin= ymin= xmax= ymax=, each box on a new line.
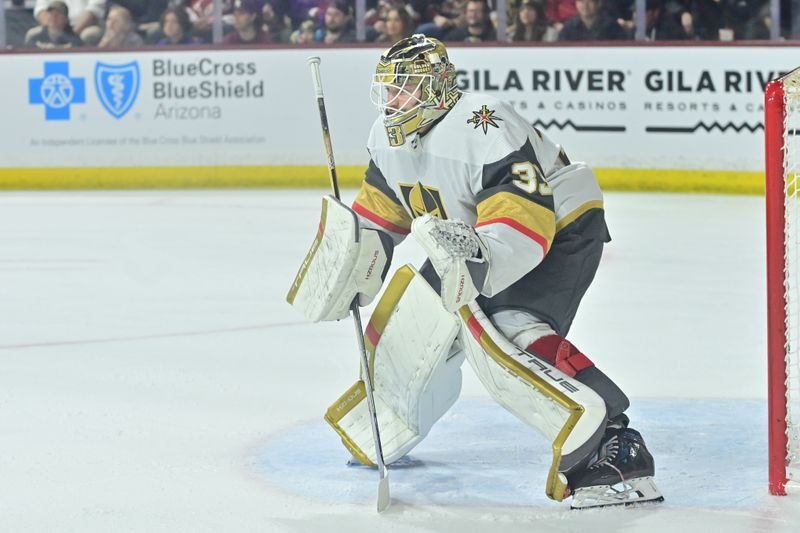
xmin=1 ymin=0 xmax=794 ymax=48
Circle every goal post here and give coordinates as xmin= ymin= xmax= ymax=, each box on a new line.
xmin=766 ymin=68 xmax=800 ymax=496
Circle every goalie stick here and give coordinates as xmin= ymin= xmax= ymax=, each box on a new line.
xmin=307 ymin=56 xmax=390 ymax=513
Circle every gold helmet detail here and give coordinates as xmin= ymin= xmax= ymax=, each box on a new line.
xmin=369 ymin=34 xmax=461 ymax=146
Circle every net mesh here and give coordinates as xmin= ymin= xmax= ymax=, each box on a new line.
xmin=783 ymin=69 xmax=800 ymax=487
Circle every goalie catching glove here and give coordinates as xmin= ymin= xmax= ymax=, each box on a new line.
xmin=411 ymin=214 xmax=489 ymax=312
xmin=287 ymin=195 xmax=392 ymax=322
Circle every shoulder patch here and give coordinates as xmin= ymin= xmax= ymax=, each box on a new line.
xmin=467 ymin=104 xmax=503 ymax=134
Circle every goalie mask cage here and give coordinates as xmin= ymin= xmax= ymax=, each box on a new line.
xmin=766 ymin=67 xmax=800 ymax=496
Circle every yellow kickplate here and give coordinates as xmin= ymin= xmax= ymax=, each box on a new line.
xmin=324 ymin=380 xmax=376 ymax=468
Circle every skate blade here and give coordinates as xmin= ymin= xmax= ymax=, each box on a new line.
xmin=570 ymin=476 xmax=664 ymax=510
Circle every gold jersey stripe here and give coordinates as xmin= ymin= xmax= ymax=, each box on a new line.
xmin=555 ymin=200 xmax=604 ymax=233
xmin=476 ymin=191 xmax=556 ymax=251
xmin=354 ymin=181 xmax=413 ymax=233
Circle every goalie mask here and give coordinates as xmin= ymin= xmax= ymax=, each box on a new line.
xmin=370 ymin=34 xmax=461 ymax=147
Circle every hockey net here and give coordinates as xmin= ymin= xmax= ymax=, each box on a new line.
xmin=766 ymin=67 xmax=800 ymax=496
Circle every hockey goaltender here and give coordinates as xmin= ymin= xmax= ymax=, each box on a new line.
xmin=288 ymin=34 xmax=663 ymax=510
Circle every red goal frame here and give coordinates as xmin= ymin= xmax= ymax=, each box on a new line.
xmin=766 ymin=73 xmax=792 ymax=496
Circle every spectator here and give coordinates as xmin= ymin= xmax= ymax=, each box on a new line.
xmin=268 ymin=0 xmax=290 ymax=26
xmin=186 ymin=0 xmax=224 ymax=39
xmin=543 ymin=0 xmax=578 ymax=31
xmin=639 ymin=0 xmax=690 ymax=39
xmin=224 ymin=0 xmax=272 ymax=44
xmin=791 ymin=0 xmax=800 ymax=38
xmin=510 ymin=0 xmax=558 ymax=41
xmin=32 ymin=0 xmax=105 ymax=44
xmin=690 ymin=0 xmax=767 ymax=40
xmin=367 ymin=0 xmax=394 ymax=36
xmin=289 ymin=0 xmax=330 ymax=28
xmin=157 ymin=6 xmax=206 ymax=44
xmin=661 ymin=0 xmax=694 ymax=38
xmin=415 ymin=0 xmax=467 ymax=39
xmin=364 ymin=0 xmax=395 ymax=31
xmin=377 ymin=3 xmax=415 ymax=42
xmin=443 ymin=0 xmax=497 ymax=41
xmin=5 ymin=0 xmax=38 ymax=48
xmin=315 ymin=0 xmax=357 ymax=43
xmin=690 ymin=0 xmax=724 ymax=38
xmin=605 ymin=0 xmax=634 ymax=19
xmin=262 ymin=0 xmax=291 ymax=42
xmin=111 ymin=0 xmax=148 ymax=21
xmin=25 ymin=0 xmax=83 ymax=47
xmin=405 ymin=0 xmax=431 ymax=23
xmin=98 ymin=4 xmax=145 ymax=46
xmin=290 ymin=18 xmax=317 ymax=43
xmin=137 ymin=0 xmax=169 ymax=42
xmin=726 ymin=0 xmax=770 ymax=39
xmin=558 ymin=0 xmax=628 ymax=40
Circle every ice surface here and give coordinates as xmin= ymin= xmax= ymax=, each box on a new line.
xmin=1 ymin=189 xmax=798 ymax=532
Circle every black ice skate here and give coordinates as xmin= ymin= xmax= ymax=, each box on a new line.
xmin=567 ymin=424 xmax=664 ymax=509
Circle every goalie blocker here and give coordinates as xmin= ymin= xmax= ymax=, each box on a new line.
xmin=325 ymin=265 xmax=607 ymax=502
xmin=286 ymin=195 xmax=393 ymax=322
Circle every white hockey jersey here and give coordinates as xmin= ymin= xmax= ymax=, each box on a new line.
xmin=353 ymin=92 xmax=610 ymax=316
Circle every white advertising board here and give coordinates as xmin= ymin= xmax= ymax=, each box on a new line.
xmin=457 ymin=46 xmax=787 ymax=171
xmin=0 ymin=45 xmax=797 ymax=185
xmin=0 ymin=48 xmax=377 ymax=168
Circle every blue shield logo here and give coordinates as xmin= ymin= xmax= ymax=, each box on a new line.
xmin=94 ymin=61 xmax=140 ymax=119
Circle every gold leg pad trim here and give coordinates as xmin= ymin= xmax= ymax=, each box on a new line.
xmin=323 ymin=380 xmax=377 ymax=468
xmin=458 ymin=306 xmax=584 ymax=502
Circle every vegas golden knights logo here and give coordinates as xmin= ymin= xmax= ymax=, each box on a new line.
xmin=467 ymin=104 xmax=503 ymax=134
xmin=399 ymin=182 xmax=448 ymax=219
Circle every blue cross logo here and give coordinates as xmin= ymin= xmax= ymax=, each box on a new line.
xmin=29 ymin=62 xmax=86 ymax=121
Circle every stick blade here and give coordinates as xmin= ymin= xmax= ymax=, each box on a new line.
xmin=377 ymin=472 xmax=391 ymax=512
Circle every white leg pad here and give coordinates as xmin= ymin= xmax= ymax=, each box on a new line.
xmin=325 ymin=265 xmax=463 ymax=465
xmin=458 ymin=302 xmax=607 ymax=501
